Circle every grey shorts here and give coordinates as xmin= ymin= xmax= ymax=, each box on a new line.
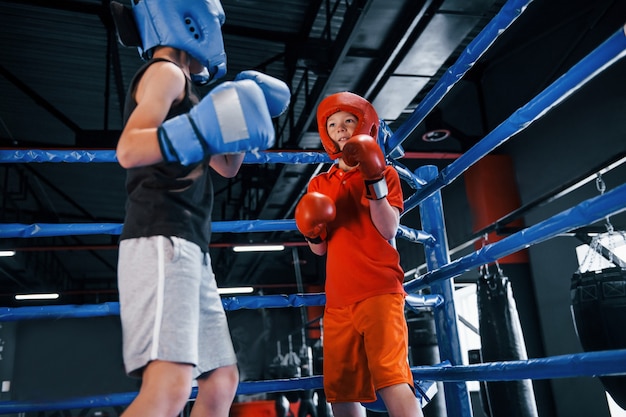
xmin=118 ymin=235 xmax=237 ymax=379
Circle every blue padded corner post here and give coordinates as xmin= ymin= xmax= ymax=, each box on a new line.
xmin=415 ymin=164 xmax=472 ymax=417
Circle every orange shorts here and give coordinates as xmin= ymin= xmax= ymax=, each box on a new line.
xmin=322 ymin=293 xmax=414 ymax=403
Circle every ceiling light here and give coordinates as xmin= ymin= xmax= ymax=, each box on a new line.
xmin=422 ymin=129 xmax=450 ymax=142
xmin=15 ymin=293 xmax=60 ymax=301
xmin=232 ymin=245 xmax=285 ymax=253
xmin=0 ymin=250 xmax=16 ymax=257
xmin=217 ymin=287 xmax=254 ymax=295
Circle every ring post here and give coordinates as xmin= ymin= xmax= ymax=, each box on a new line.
xmin=416 ymin=165 xmax=472 ymax=417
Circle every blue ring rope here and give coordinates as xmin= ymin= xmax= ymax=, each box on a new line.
xmin=405 ymin=181 xmax=626 ymax=291
xmin=0 ymin=294 xmax=444 ymax=321
xmin=0 ymin=222 xmax=434 ymax=244
xmin=0 ymin=349 xmax=624 ymax=414
xmin=0 ymin=150 xmax=331 ymax=164
xmin=402 ymin=25 xmax=626 ymax=212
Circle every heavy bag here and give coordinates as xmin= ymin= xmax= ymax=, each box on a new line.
xmin=477 ymin=268 xmax=538 ymax=417
xmin=468 ymin=348 xmax=492 ymax=417
xmin=281 ymin=351 xmax=302 ymax=403
xmin=571 ymin=267 xmax=626 ymax=409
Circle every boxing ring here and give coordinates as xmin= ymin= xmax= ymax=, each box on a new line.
xmin=2 ymin=0 xmax=626 ymax=415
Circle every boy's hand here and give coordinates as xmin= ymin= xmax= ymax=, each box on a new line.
xmin=295 ymin=192 xmax=336 ymax=244
xmin=342 ymin=134 xmax=388 ymax=200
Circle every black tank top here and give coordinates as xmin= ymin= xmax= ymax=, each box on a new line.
xmin=119 ymin=58 xmax=213 ymax=251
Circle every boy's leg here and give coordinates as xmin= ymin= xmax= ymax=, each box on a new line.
xmin=192 ymin=251 xmax=238 ymax=417
xmin=355 ymin=294 xmax=423 ymax=417
xmin=378 ymin=383 xmax=424 ymax=417
xmin=191 ymin=364 xmax=239 ymax=417
xmin=331 ymin=402 xmax=367 ymax=417
xmin=122 ymin=360 xmax=193 ymax=417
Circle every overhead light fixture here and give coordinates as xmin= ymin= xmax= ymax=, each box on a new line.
xmin=422 ymin=129 xmax=450 ymax=142
xmin=15 ymin=293 xmax=60 ymax=301
xmin=217 ymin=287 xmax=254 ymax=295
xmin=232 ymin=245 xmax=285 ymax=253
xmin=0 ymin=250 xmax=16 ymax=257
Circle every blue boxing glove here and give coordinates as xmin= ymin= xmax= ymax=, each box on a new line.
xmin=157 ymin=72 xmax=290 ymax=165
xmin=234 ymin=70 xmax=291 ymax=117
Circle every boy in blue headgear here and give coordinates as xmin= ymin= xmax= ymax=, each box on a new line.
xmin=110 ymin=1 xmax=290 ymax=417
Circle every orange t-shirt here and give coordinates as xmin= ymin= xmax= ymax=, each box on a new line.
xmin=308 ymin=164 xmax=406 ymax=308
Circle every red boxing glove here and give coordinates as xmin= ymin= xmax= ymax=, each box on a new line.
xmin=295 ymin=192 xmax=336 ymax=243
xmin=342 ymin=134 xmax=388 ymax=200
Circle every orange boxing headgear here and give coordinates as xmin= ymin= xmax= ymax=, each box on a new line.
xmin=317 ymin=92 xmax=380 ymax=160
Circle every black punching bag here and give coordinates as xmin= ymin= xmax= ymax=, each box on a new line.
xmin=571 ymin=267 xmax=626 ymax=409
xmin=477 ymin=267 xmax=539 ymax=417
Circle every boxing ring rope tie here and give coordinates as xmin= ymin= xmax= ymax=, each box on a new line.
xmin=2 ymin=2 xmax=626 ymax=416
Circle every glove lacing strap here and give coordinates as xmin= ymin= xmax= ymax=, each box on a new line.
xmin=187 ymin=114 xmax=211 ymax=159
xmin=157 ymin=114 xmax=210 ymax=164
xmin=304 ymin=227 xmax=327 ymax=244
xmin=304 ymin=235 xmax=324 ymax=244
xmin=156 ymin=126 xmax=179 ymax=162
xmin=365 ymin=177 xmax=388 ymax=200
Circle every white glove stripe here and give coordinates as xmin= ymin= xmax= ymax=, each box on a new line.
xmin=211 ymin=87 xmax=249 ymax=144
xmin=365 ymin=177 xmax=388 ymax=200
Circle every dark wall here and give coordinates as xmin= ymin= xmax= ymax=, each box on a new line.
xmin=11 ymin=316 xmax=138 ymax=401
xmin=502 ymin=54 xmax=626 ymax=417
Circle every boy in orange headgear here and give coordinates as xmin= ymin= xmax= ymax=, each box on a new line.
xmin=295 ymin=92 xmax=423 ymax=417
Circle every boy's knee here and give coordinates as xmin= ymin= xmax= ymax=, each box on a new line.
xmin=198 ymin=364 xmax=239 ymax=395
xmin=165 ymin=378 xmax=194 ymax=408
xmin=215 ymin=364 xmax=240 ymax=392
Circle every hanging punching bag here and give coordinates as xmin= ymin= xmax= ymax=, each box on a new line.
xmin=466 ymin=154 xmax=539 ymax=416
xmin=571 ymin=266 xmax=626 ymax=409
xmin=478 ymin=268 xmax=539 ymax=417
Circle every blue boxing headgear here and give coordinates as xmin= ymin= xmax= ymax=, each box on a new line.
xmin=129 ymin=0 xmax=227 ymax=85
